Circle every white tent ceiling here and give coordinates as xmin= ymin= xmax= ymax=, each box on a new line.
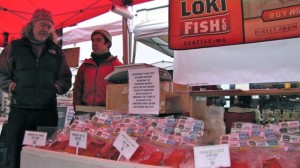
xmin=61 ymin=20 xmax=123 ymax=46
xmin=61 ymin=19 xmax=173 ymax=59
xmin=133 ymin=20 xmax=173 ymax=57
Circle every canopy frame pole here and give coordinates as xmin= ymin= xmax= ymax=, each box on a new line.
xmin=122 ymin=17 xmax=129 ymax=65
xmin=132 ymin=39 xmax=137 ymax=64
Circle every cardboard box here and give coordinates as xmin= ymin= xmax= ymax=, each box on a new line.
xmin=106 ymin=82 xmax=190 ymax=114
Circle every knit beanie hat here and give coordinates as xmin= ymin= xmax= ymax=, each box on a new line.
xmin=91 ymin=29 xmax=112 ymax=48
xmin=31 ymin=8 xmax=54 ymax=24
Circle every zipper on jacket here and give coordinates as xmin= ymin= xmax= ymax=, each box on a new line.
xmin=93 ymin=66 xmax=98 ymax=105
xmin=36 ymin=58 xmax=39 ymax=106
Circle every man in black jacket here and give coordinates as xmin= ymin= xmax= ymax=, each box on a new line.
xmin=0 ymin=8 xmax=72 ymax=168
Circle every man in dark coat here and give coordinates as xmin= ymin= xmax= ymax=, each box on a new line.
xmin=0 ymin=8 xmax=72 ymax=168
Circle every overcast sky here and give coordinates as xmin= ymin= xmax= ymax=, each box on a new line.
xmin=63 ymin=0 xmax=172 ymax=65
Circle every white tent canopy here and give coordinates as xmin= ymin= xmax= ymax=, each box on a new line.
xmin=133 ymin=20 xmax=173 ymax=57
xmin=60 ymin=18 xmax=173 ymax=60
xmin=60 ymin=5 xmax=174 ymax=64
xmin=133 ymin=5 xmax=173 ymax=58
xmin=61 ymin=20 xmax=123 ymax=46
xmin=134 ymin=20 xmax=168 ymax=39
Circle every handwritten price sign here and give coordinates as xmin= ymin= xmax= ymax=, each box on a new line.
xmin=69 ymin=130 xmax=87 ymax=149
xmin=23 ymin=131 xmax=47 ymax=147
xmin=194 ymin=144 xmax=230 ymax=168
xmin=113 ymin=131 xmax=139 ymax=160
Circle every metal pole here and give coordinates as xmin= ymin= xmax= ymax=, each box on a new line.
xmin=132 ymin=39 xmax=137 ymax=64
xmin=122 ymin=17 xmax=129 ymax=65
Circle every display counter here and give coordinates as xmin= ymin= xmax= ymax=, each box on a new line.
xmin=179 ymin=88 xmax=300 ymax=121
xmin=21 ymin=146 xmax=170 ymax=168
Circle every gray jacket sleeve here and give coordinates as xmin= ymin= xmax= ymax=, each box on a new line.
xmin=0 ymin=44 xmax=14 ymax=93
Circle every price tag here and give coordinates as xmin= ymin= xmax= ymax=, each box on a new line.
xmin=113 ymin=131 xmax=139 ymax=160
xmin=69 ymin=130 xmax=87 ymax=149
xmin=194 ymin=144 xmax=230 ymax=168
xmin=23 ymin=131 xmax=47 ymax=147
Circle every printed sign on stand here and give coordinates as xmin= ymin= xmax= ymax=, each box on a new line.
xmin=69 ymin=130 xmax=87 ymax=155
xmin=23 ymin=131 xmax=47 ymax=147
xmin=113 ymin=131 xmax=139 ymax=160
xmin=194 ymin=144 xmax=230 ymax=168
xmin=128 ymin=67 xmax=160 ymax=115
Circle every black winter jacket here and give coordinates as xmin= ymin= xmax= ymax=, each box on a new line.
xmin=0 ymin=38 xmax=72 ymax=109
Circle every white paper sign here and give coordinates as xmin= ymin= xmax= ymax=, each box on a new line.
xmin=194 ymin=144 xmax=230 ymax=168
xmin=23 ymin=131 xmax=47 ymax=147
xmin=69 ymin=130 xmax=87 ymax=149
xmin=128 ymin=67 xmax=160 ymax=114
xmin=174 ymin=38 xmax=300 ymax=86
xmin=64 ymin=106 xmax=75 ymax=127
xmin=113 ymin=131 xmax=139 ymax=160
